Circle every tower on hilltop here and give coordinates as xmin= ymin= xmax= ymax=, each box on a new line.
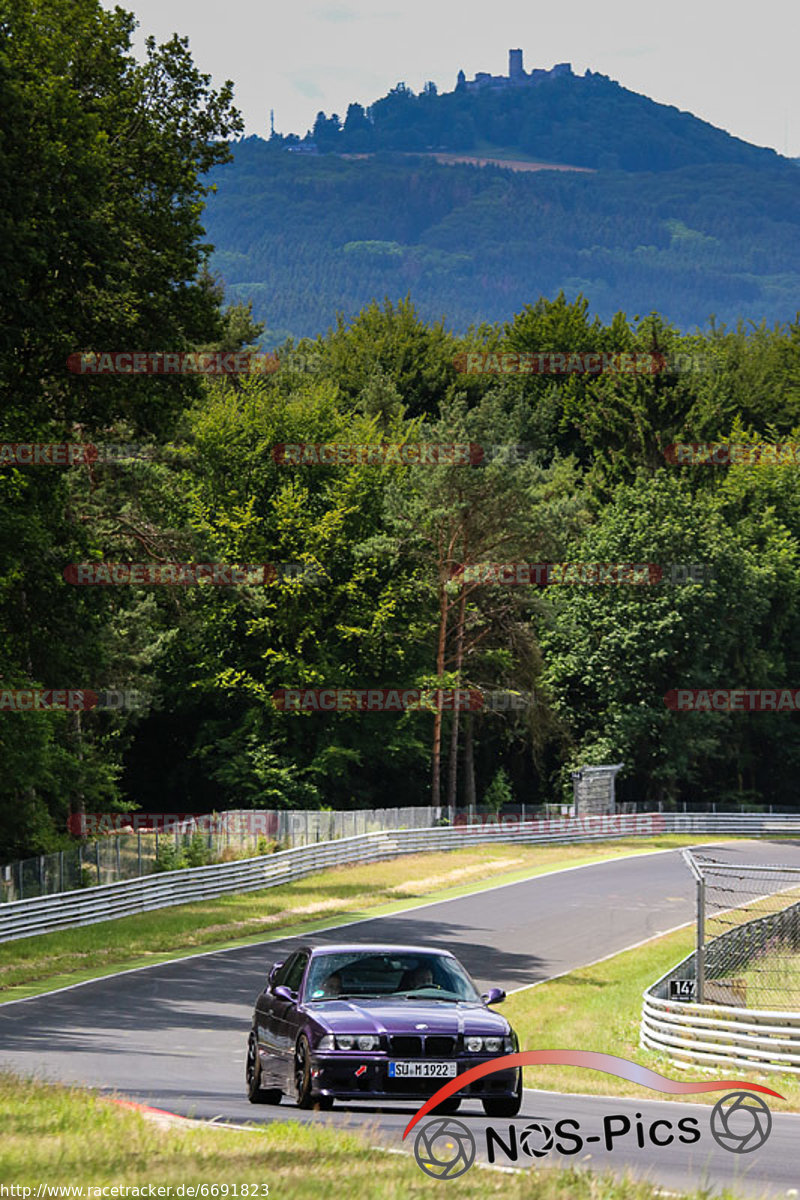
xmin=509 ymin=48 xmax=524 ymax=80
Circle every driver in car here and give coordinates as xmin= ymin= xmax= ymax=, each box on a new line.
xmin=322 ymin=971 xmax=342 ymax=996
xmin=409 ymin=964 xmax=433 ymax=988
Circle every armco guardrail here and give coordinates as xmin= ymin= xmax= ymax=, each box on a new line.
xmin=641 ymin=990 xmax=800 ymax=1076
xmin=2 ymin=810 xmax=800 ymax=944
xmin=641 ymin=898 xmax=800 ymax=1075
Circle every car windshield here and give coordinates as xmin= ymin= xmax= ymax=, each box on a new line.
xmin=303 ymin=951 xmax=481 ymax=1002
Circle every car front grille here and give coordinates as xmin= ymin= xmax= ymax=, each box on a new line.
xmin=390 ymin=1036 xmax=422 ymax=1056
xmin=425 ymin=1036 xmax=456 ymax=1056
xmin=389 ymin=1035 xmax=455 ymax=1057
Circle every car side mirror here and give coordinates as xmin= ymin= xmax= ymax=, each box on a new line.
xmin=482 ymin=987 xmax=506 ymax=1005
xmin=273 ymin=985 xmax=296 ymax=1002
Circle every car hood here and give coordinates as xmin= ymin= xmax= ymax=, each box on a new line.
xmin=307 ymin=998 xmax=511 ymax=1037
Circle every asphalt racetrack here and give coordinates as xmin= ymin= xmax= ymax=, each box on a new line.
xmin=2 ymin=840 xmax=799 ymax=1197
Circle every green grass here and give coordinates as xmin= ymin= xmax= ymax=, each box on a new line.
xmin=505 ymin=927 xmax=800 ymax=1112
xmin=0 ymin=1071 xmax=747 ymax=1198
xmin=0 ymin=836 xmax=741 ymax=1002
xmin=717 ymin=947 xmax=800 ymax=1010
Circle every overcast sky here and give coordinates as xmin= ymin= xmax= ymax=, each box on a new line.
xmin=125 ymin=0 xmax=799 ymax=156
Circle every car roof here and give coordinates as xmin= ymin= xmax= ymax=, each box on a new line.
xmin=307 ymin=943 xmax=454 ymax=958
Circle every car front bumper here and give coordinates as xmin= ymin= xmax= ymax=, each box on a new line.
xmin=309 ymin=1052 xmax=520 ymax=1101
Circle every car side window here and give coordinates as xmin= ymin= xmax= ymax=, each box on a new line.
xmin=283 ymin=951 xmax=309 ymax=995
xmin=271 ymin=955 xmax=294 ymax=989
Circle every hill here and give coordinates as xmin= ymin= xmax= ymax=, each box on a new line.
xmin=202 ymin=61 xmax=799 ymax=339
xmin=301 ymin=60 xmax=785 ymax=173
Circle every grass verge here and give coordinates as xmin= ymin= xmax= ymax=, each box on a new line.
xmin=0 ymin=1071 xmax=738 ymax=1198
xmin=505 ymin=927 xmax=800 ymax=1111
xmin=0 ymin=836 xmax=743 ymax=1002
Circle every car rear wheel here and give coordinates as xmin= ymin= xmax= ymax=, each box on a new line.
xmin=432 ymin=1096 xmax=461 ymax=1114
xmin=482 ymin=1071 xmax=522 ymax=1118
xmin=246 ymin=1030 xmax=282 ymax=1105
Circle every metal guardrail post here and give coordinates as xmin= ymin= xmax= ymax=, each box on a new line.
xmin=682 ymin=849 xmax=705 ymax=1002
xmin=696 ymin=874 xmax=706 ymax=1004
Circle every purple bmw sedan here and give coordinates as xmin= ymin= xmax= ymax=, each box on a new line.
xmin=246 ymin=943 xmax=522 ymax=1116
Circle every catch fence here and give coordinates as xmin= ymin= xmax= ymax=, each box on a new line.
xmin=641 ymin=850 xmax=800 ymax=1073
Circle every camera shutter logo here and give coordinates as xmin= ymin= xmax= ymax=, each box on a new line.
xmin=413 ymin=1117 xmax=476 ymax=1179
xmin=520 ymin=1120 xmax=555 ymax=1158
xmin=710 ymin=1092 xmax=772 ymax=1154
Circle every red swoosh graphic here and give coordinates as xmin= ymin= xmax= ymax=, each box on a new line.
xmin=402 ymin=1050 xmax=785 ymax=1140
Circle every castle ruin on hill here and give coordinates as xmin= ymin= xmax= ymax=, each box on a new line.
xmin=456 ymin=49 xmax=572 ymax=92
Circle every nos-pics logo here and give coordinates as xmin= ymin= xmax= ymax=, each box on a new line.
xmin=413 ymin=1094 xmax=773 ymax=1179
xmin=404 ymin=1052 xmax=781 ymax=1181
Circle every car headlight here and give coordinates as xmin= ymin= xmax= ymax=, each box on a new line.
xmin=465 ymin=1035 xmax=514 ymax=1053
xmin=319 ymin=1034 xmax=380 ymax=1051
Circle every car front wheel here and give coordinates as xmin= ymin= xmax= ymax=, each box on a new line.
xmin=294 ymin=1035 xmax=314 ymax=1109
xmin=246 ymin=1029 xmax=282 ymax=1105
xmin=482 ymin=1071 xmax=522 ymax=1118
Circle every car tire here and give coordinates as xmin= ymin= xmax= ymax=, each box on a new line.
xmin=432 ymin=1097 xmax=461 ymax=1114
xmin=316 ymin=1095 xmax=334 ymax=1111
xmin=481 ymin=1071 xmax=522 ymax=1118
xmin=294 ymin=1035 xmax=315 ymax=1109
xmin=246 ymin=1029 xmax=282 ymax=1105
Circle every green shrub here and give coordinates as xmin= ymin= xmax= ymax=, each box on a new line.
xmin=185 ymin=833 xmax=211 ymax=868
xmin=483 ymin=767 xmax=513 ymax=813
xmin=153 ymin=841 xmax=188 ymax=873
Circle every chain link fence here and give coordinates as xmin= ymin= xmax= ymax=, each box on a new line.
xmin=679 ymin=850 xmax=800 ymax=1010
xmin=2 ymin=806 xmax=450 ymax=902
xmin=4 ymin=802 xmax=800 ymax=906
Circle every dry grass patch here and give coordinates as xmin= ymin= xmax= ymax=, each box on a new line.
xmin=387 ymin=857 xmax=527 ymax=894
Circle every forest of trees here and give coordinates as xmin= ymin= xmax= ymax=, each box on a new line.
xmin=204 ymin=139 xmax=800 ymax=336
xmin=3 ymin=0 xmax=800 ymax=862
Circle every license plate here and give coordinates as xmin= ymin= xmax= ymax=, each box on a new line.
xmin=388 ymin=1061 xmax=457 ymax=1078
